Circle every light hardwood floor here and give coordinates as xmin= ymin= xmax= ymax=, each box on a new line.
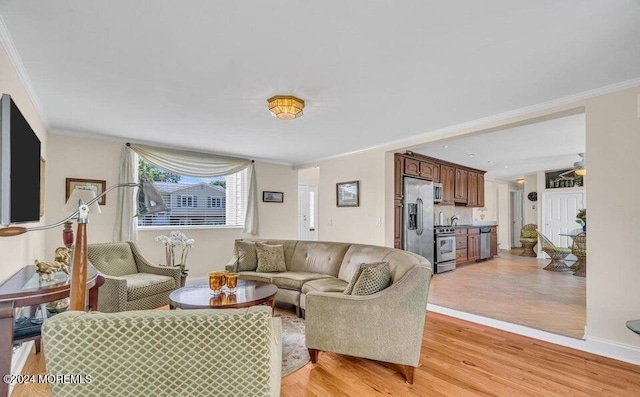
xmin=13 ymin=312 xmax=640 ymax=397
xmin=428 ymin=249 xmax=586 ymax=339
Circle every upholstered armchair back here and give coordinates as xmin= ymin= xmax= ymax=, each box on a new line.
xmin=42 ymin=306 xmax=282 ymax=397
xmin=87 ymin=242 xmax=139 ymax=276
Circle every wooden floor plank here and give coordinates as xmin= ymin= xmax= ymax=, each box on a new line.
xmin=428 ymin=249 xmax=586 ymax=338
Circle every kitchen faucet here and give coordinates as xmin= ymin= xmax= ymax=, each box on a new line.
xmin=450 ymin=215 xmax=459 ymax=226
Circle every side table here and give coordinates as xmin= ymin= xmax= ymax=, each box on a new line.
xmin=0 ymin=265 xmax=104 ymax=397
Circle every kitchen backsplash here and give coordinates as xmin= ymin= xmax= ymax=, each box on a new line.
xmin=434 ymin=205 xmax=473 ymax=226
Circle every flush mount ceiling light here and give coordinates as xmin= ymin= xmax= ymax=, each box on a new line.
xmin=267 ymin=95 xmax=305 ymax=120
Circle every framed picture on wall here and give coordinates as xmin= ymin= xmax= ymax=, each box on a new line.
xmin=336 ymin=181 xmax=359 ymax=207
xmin=66 ymin=178 xmax=107 ymax=205
xmin=263 ymin=191 xmax=284 ymax=203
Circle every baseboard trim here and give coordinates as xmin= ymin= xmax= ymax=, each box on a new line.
xmin=426 ymin=304 xmax=640 ymax=366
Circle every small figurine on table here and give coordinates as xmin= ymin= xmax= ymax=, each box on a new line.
xmin=34 ymin=247 xmax=71 ymax=282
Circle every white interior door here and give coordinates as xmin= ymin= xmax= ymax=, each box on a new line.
xmin=542 ymin=191 xmax=585 ymax=249
xmin=298 ymin=185 xmax=311 ymax=240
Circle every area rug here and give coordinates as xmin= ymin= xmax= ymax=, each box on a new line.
xmin=276 ymin=312 xmax=310 ymax=377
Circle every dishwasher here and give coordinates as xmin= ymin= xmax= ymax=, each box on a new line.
xmin=480 ymin=227 xmax=492 ymax=260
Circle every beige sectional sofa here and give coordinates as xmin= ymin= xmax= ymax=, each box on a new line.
xmin=225 ymin=239 xmax=433 ymax=383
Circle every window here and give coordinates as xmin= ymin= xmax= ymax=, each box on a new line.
xmin=207 ymin=196 xmax=225 ymax=208
xmin=137 ymin=158 xmax=247 ymax=227
xmin=177 ymin=195 xmax=196 ymax=208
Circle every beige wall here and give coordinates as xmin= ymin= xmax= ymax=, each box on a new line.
xmin=585 ymin=87 xmax=640 ymax=346
xmin=0 ymin=42 xmax=48 ymax=284
xmin=523 ymin=174 xmax=538 ymax=225
xmin=44 ymin=133 xmax=298 ymax=279
xmin=314 ymin=149 xmax=388 ymax=245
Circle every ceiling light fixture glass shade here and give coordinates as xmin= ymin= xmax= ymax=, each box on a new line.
xmin=267 ymin=95 xmax=305 ymax=120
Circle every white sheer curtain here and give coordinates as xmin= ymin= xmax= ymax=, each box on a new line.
xmin=114 ymin=144 xmax=258 ymax=241
xmin=113 ymin=146 xmax=138 ymax=241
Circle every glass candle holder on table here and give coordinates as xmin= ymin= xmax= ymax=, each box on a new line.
xmin=208 ymin=271 xmax=227 ymax=295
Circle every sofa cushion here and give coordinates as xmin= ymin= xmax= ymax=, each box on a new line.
xmin=122 ymin=273 xmax=176 ymax=301
xmin=302 ymin=277 xmax=348 ymax=294
xmin=344 ymin=262 xmax=387 ymax=295
xmin=237 ymin=241 xmax=259 ymax=271
xmin=238 ymin=271 xmax=277 ymax=283
xmin=271 ymin=272 xmax=332 ymax=290
xmin=351 ymin=263 xmax=392 ymax=296
xmin=519 ymin=237 xmax=537 ymax=243
xmin=289 ymin=241 xmax=350 ymax=276
xmin=338 ymin=245 xmax=391 ymax=283
xmin=256 ymin=243 xmax=287 ymax=273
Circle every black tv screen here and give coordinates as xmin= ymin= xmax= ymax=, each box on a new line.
xmin=0 ymin=94 xmax=41 ymax=225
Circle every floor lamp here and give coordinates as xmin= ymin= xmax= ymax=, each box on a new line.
xmin=0 ymin=180 xmax=167 ymax=311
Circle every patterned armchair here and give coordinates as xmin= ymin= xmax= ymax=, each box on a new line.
xmin=87 ymin=242 xmax=182 ymax=312
xmin=536 ymin=231 xmax=572 ymax=271
xmin=42 ymin=306 xmax=282 ymax=397
xmin=519 ymin=224 xmax=538 ymax=257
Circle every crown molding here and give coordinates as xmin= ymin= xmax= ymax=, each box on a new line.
xmin=296 ymin=77 xmax=640 ymax=167
xmin=0 ymin=14 xmax=48 ymax=128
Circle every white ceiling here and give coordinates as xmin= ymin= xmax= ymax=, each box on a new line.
xmin=0 ymin=1 xmax=638 ymax=165
xmin=413 ymin=113 xmax=585 ymax=181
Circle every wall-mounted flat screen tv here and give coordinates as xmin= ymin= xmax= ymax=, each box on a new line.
xmin=0 ymin=94 xmax=41 ymax=226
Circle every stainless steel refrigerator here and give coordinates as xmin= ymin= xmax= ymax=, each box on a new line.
xmin=403 ymin=177 xmax=434 ymax=265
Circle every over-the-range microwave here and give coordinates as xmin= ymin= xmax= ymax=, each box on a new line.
xmin=433 ymin=182 xmax=443 ymax=203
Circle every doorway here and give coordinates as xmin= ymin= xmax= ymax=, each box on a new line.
xmin=298 ymin=167 xmax=319 ymax=241
xmin=510 ymin=190 xmax=524 ymax=248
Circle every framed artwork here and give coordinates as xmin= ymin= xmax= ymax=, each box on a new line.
xmin=263 ymin=191 xmax=284 ymax=203
xmin=39 ymin=157 xmax=45 ymax=217
xmin=66 ymin=178 xmax=107 ymax=205
xmin=336 ymin=181 xmax=359 ymax=207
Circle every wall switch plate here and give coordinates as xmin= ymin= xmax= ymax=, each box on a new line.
xmin=327 ymin=218 xmax=333 ymax=226
xmin=376 ymin=217 xmax=383 ymax=227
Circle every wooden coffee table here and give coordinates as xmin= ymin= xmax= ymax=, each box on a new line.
xmin=169 ymin=279 xmax=277 ymax=312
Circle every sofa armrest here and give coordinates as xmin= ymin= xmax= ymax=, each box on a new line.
xmin=225 ymin=254 xmax=239 ymax=273
xmin=96 ymin=274 xmax=128 ymax=313
xmin=305 ymin=265 xmax=431 ymax=367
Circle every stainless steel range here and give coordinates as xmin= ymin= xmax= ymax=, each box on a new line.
xmin=434 ymin=226 xmax=456 ymax=273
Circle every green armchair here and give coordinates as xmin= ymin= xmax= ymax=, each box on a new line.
xmin=42 ymin=306 xmax=282 ymax=397
xmin=87 ymin=242 xmax=182 ymax=312
xmin=519 ymin=224 xmax=538 ymax=257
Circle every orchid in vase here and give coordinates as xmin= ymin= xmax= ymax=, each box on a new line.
xmin=155 ymin=231 xmax=194 ymax=275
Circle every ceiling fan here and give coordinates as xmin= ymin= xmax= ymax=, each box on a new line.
xmin=558 ymin=153 xmax=586 ymax=178
xmin=573 ymin=153 xmax=586 ymax=176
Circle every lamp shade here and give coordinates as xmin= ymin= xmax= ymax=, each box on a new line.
xmin=136 ymin=180 xmax=168 ymax=216
xmin=64 ymin=185 xmax=101 ymax=214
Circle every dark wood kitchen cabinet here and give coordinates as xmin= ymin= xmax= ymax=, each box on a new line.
xmin=467 ymin=171 xmax=478 ymax=207
xmin=477 ymin=173 xmax=485 ymax=208
xmin=394 ymin=155 xmax=404 ymax=249
xmin=454 ymin=168 xmax=468 ymax=204
xmin=490 ymin=226 xmax=498 ymax=256
xmin=440 ymin=164 xmax=455 ymax=205
xmin=419 ymin=161 xmax=439 ymax=182
xmin=468 ymin=228 xmax=481 ymax=262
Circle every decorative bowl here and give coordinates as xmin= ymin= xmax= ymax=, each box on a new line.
xmin=46 ymin=298 xmax=70 ymax=314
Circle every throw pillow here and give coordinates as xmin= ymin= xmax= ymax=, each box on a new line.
xmin=521 ymin=230 xmax=537 ymax=239
xmin=255 ymin=243 xmax=287 ymax=273
xmin=344 ymin=262 xmax=388 ymax=295
xmin=236 ymin=241 xmax=258 ymax=271
xmin=351 ymin=262 xmax=392 ymax=296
